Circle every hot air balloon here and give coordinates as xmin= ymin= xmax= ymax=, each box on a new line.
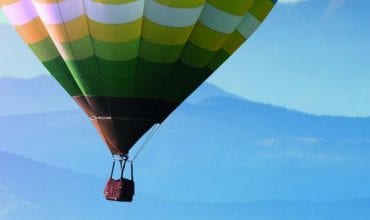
xmin=1 ymin=0 xmax=277 ymax=202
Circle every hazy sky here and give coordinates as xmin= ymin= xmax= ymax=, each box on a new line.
xmin=209 ymin=0 xmax=370 ymax=117
xmin=0 ymin=0 xmax=369 ymax=117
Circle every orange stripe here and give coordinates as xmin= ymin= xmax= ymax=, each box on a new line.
xmin=44 ymin=15 xmax=88 ymax=43
xmin=0 ymin=0 xmax=19 ymax=6
xmin=15 ymin=18 xmax=49 ymax=44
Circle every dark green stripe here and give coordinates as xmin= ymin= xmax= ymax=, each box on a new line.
xmin=98 ymin=58 xmax=137 ymax=79
xmin=161 ymin=61 xmax=213 ymax=103
xmin=140 ymin=38 xmax=185 ymax=63
xmin=180 ymin=41 xmax=217 ymax=68
xmin=61 ymin=56 xmax=214 ymax=104
xmin=134 ymin=58 xmax=174 ymax=98
xmin=208 ymin=49 xmax=230 ymax=71
xmin=65 ymin=56 xmax=105 ymax=96
xmin=43 ymin=57 xmax=82 ymax=96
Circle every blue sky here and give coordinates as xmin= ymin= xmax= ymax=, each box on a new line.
xmin=209 ymin=0 xmax=370 ymax=117
xmin=1 ymin=0 xmax=370 ymax=117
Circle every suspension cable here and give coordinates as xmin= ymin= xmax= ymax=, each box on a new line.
xmin=132 ymin=123 xmax=161 ymax=161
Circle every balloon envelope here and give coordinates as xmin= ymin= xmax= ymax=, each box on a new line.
xmin=1 ymin=0 xmax=277 ymax=154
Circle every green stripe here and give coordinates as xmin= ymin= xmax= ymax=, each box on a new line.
xmin=134 ymin=58 xmax=174 ymax=97
xmin=58 ymin=55 xmax=213 ymax=103
xmin=104 ymin=79 xmax=135 ymax=97
xmin=102 ymin=58 xmax=174 ymax=97
xmin=29 ymin=37 xmax=59 ymax=62
xmin=93 ymin=37 xmax=140 ymax=61
xmin=49 ymin=51 xmax=215 ymax=107
xmin=208 ymin=49 xmax=229 ymax=71
xmin=43 ymin=57 xmax=82 ymax=96
xmin=180 ymin=41 xmax=216 ymax=68
xmin=98 ymin=58 xmax=137 ymax=79
xmin=161 ymin=61 xmax=212 ymax=103
xmin=60 ymin=36 xmax=94 ymax=60
xmin=65 ymin=57 xmax=104 ymax=96
xmin=250 ymin=0 xmax=275 ymax=22
xmin=139 ymin=38 xmax=185 ymax=63
xmin=136 ymin=58 xmax=173 ymax=80
xmin=62 ymin=56 xmax=175 ymax=97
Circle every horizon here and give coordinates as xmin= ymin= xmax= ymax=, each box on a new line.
xmin=2 ymin=74 xmax=370 ymax=208
xmin=1 ymin=74 xmax=370 ymax=119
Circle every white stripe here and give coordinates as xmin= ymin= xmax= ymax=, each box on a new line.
xmin=144 ymin=0 xmax=203 ymax=27
xmin=2 ymin=0 xmax=38 ymax=26
xmin=199 ymin=3 xmax=244 ymax=34
xmin=237 ymin=13 xmax=261 ymax=39
xmin=84 ymin=0 xmax=144 ymax=24
xmin=33 ymin=0 xmax=84 ymax=24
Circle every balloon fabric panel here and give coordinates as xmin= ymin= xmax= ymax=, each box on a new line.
xmin=0 ymin=0 xmax=277 ymax=154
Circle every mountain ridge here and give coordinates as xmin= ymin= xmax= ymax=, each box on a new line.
xmin=1 ymin=92 xmax=370 ymax=202
xmin=1 ymin=150 xmax=370 ymax=220
xmin=1 ymin=77 xmax=370 ymax=203
xmin=1 ymin=75 xmax=369 ymax=119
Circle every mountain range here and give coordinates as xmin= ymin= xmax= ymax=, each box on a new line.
xmin=1 ymin=150 xmax=370 ymax=220
xmin=0 ymin=75 xmax=370 ymax=218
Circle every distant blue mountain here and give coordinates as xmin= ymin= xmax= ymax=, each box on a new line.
xmin=0 ymin=75 xmax=233 ymax=115
xmin=1 ymin=77 xmax=370 ymax=204
xmin=0 ymin=76 xmax=77 ymax=115
xmin=1 ymin=150 xmax=370 ymax=220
